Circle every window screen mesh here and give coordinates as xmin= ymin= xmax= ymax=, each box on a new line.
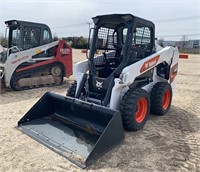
xmin=23 ymin=27 xmax=41 ymax=49
xmin=135 ymin=27 xmax=151 ymax=45
xmin=97 ymin=27 xmax=117 ymax=50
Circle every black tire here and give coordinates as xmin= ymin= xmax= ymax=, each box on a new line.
xmin=150 ymin=82 xmax=172 ymax=116
xmin=66 ymin=81 xmax=77 ymax=97
xmin=120 ymin=88 xmax=150 ymax=131
xmin=10 ymin=74 xmax=22 ymax=91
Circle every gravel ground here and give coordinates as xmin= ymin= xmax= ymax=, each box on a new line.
xmin=0 ymin=50 xmax=199 ymax=172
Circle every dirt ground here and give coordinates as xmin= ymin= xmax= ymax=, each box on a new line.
xmin=0 ymin=50 xmax=200 ymax=172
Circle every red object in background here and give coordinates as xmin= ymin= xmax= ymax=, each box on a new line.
xmin=81 ymin=49 xmax=87 ymax=53
xmin=179 ymin=54 xmax=189 ymax=59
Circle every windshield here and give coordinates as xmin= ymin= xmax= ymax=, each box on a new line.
xmin=88 ymin=23 xmax=129 ymax=77
xmin=95 ymin=26 xmax=128 ymax=52
xmin=10 ymin=26 xmax=20 ymax=48
xmin=96 ymin=27 xmax=117 ymax=50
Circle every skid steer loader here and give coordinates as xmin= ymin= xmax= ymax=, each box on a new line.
xmin=0 ymin=20 xmax=72 ymax=92
xmin=17 ymin=14 xmax=179 ymax=168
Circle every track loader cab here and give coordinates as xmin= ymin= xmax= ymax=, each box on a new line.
xmin=77 ymin=14 xmax=155 ymax=106
xmin=5 ymin=20 xmax=53 ymax=51
xmin=0 ymin=20 xmax=53 ymax=63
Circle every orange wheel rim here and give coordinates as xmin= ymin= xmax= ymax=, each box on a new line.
xmin=162 ymin=90 xmax=171 ymax=110
xmin=135 ymin=97 xmax=148 ymax=123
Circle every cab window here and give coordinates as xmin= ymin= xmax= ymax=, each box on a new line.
xmin=23 ymin=27 xmax=41 ymax=49
xmin=43 ymin=29 xmax=50 ymax=43
xmin=133 ymin=27 xmax=151 ymax=46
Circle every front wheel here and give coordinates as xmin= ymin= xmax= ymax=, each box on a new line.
xmin=120 ymin=88 xmax=150 ymax=131
xmin=66 ymin=81 xmax=77 ymax=97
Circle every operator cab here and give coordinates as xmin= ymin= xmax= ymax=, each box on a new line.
xmin=0 ymin=20 xmax=54 ymax=63
xmin=81 ymin=14 xmax=155 ymax=105
xmin=5 ymin=20 xmax=53 ymax=51
xmin=89 ymin=14 xmax=155 ymax=78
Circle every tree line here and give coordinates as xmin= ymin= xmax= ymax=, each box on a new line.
xmin=0 ymin=35 xmax=88 ymax=49
xmin=62 ymin=36 xmax=88 ymax=49
xmin=0 ymin=35 xmax=7 ymax=47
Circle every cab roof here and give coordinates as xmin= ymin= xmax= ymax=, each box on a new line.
xmin=92 ymin=14 xmax=154 ymax=28
xmin=5 ymin=20 xmax=49 ymax=28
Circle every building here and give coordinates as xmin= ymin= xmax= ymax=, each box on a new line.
xmin=188 ymin=40 xmax=200 ymax=48
xmin=160 ymin=39 xmax=200 ymax=48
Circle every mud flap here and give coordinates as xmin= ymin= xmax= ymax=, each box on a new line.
xmin=17 ymin=92 xmax=124 ymax=168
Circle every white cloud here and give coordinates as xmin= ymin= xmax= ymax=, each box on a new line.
xmin=0 ymin=0 xmax=199 ymax=40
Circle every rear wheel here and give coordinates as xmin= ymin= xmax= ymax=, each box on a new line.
xmin=150 ymin=82 xmax=172 ymax=115
xmin=51 ymin=66 xmax=62 ymax=77
xmin=120 ymin=88 xmax=150 ymax=131
xmin=66 ymin=81 xmax=77 ymax=97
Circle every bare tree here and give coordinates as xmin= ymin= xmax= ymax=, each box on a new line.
xmin=158 ymin=37 xmax=164 ymax=47
xmin=180 ymin=35 xmax=189 ymax=49
xmin=53 ymin=33 xmax=59 ymax=41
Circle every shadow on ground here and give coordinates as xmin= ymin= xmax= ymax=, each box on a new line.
xmin=87 ymin=106 xmax=200 ymax=171
xmin=0 ymin=80 xmax=73 ymax=105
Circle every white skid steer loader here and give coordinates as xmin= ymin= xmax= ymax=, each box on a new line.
xmin=17 ymin=14 xmax=179 ymax=168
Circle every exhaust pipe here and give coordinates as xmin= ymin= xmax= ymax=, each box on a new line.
xmin=17 ymin=92 xmax=124 ymax=168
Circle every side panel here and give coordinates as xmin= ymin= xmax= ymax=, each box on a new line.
xmin=4 ymin=40 xmax=72 ymax=87
xmin=109 ymin=46 xmax=179 ymax=110
xmin=4 ymin=41 xmax=58 ymax=87
xmin=15 ymin=40 xmax=72 ymax=77
xmin=54 ymin=40 xmax=72 ymax=78
xmin=168 ymin=47 xmax=179 ymax=94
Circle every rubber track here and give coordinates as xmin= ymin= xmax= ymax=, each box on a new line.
xmin=10 ymin=63 xmax=64 ymax=91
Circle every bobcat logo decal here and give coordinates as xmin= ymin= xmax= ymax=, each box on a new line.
xmin=96 ymin=80 xmax=103 ymax=89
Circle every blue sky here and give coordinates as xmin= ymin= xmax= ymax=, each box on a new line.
xmin=0 ymin=0 xmax=199 ymax=41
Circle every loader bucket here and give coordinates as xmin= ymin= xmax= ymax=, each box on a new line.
xmin=17 ymin=92 xmax=124 ymax=168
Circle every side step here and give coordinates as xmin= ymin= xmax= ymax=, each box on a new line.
xmin=17 ymin=92 xmax=124 ymax=168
